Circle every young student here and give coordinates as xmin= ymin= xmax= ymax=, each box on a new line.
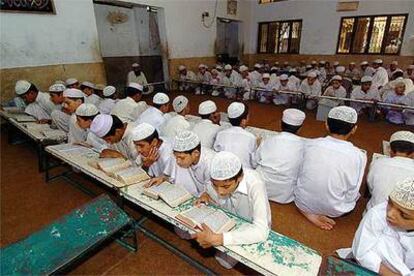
xmin=273 ymin=74 xmax=295 ymax=106
xmin=320 ymin=75 xmax=347 ymax=106
xmin=131 ymin=123 xmax=172 ymax=177
xmin=360 ymin=61 xmax=375 ymax=77
xmin=258 ymin=73 xmax=276 ymax=104
xmin=15 ymin=80 xmax=56 ymax=122
xmin=239 ymin=65 xmax=252 ymax=100
xmin=178 ymin=65 xmax=197 ymax=92
xmin=294 ymin=106 xmax=367 ymax=230
xmin=48 ymin=83 xmax=66 ymax=109
xmin=350 ymin=76 xmax=380 ymax=116
xmin=193 ymin=151 xmax=271 ymax=269
xmin=254 ymin=109 xmax=306 ymax=204
xmin=147 ymin=130 xmax=215 ymax=197
xmin=214 ymin=102 xmax=258 ymax=169
xmin=137 ymin=92 xmax=170 ymax=133
xmin=371 ymin=59 xmax=389 ymax=90
xmin=80 ymin=81 xmax=101 ymax=106
xmin=127 ymin=63 xmax=153 ymax=94
xmin=97 ymin=86 xmax=117 ymax=115
xmin=222 ymin=64 xmax=242 ymax=99
xmin=209 ymin=69 xmax=222 ymax=97
xmin=51 ymin=88 xmax=84 ymax=132
xmin=352 ymin=177 xmax=414 ymax=275
xmin=161 ymin=95 xmax=191 ymax=140
xmin=59 ymin=89 xmax=86 ymax=143
xmin=383 ymin=81 xmax=407 ymax=125
xmin=110 ymin=82 xmax=147 ymax=123
xmin=192 ymin=100 xmax=222 ymax=149
xmin=65 ymin=78 xmax=80 ymax=89
xmin=366 ymin=131 xmax=414 ymax=211
xmin=196 ymin=64 xmax=212 ymax=95
xmin=300 ymin=71 xmax=322 ymax=110
xmin=90 ymin=114 xmax=139 ymax=161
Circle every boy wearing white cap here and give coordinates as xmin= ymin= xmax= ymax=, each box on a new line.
xmin=147 ymin=131 xmax=215 ymax=197
xmin=258 ymin=73 xmax=276 ymax=103
xmin=300 ymin=72 xmax=322 ymax=110
xmin=402 ymin=90 xmax=414 ymax=125
xmin=192 ymin=100 xmax=222 ymax=149
xmin=97 ymin=86 xmax=117 ymax=115
xmin=254 ymin=109 xmax=306 ymax=204
xmin=90 ymin=114 xmax=139 ymax=161
xmin=80 ymin=81 xmax=102 ymax=106
xmin=51 ymin=88 xmax=84 ymax=132
xmin=250 ymin=64 xmax=262 ymax=88
xmin=196 ymin=64 xmax=212 ymax=95
xmin=214 ymin=102 xmax=257 ymax=169
xmin=65 ymin=78 xmax=79 ymax=89
xmin=127 ymin=63 xmax=153 ymax=94
xmin=131 ymin=123 xmax=173 ymax=177
xmin=239 ymin=65 xmax=252 ymax=100
xmin=387 ymin=61 xmax=401 ymax=79
xmin=137 ymin=92 xmax=170 ymax=133
xmin=351 ymin=76 xmax=380 ymax=117
xmin=111 ymin=82 xmax=148 ymax=123
xmin=383 ymin=80 xmax=407 ymax=124
xmin=404 ymin=65 xmax=414 ymax=81
xmin=161 ymin=95 xmax=191 ymax=139
xmin=351 ymin=177 xmax=414 ymax=275
xmin=222 ymin=64 xmax=242 ymax=99
xmin=366 ymin=131 xmax=414 ymax=211
xmin=318 ymin=75 xmax=347 ymax=112
xmin=372 ymin=59 xmax=389 ymax=89
xmin=345 ymin=62 xmax=362 ymax=83
xmin=294 ymin=106 xmax=367 ymax=230
xmin=178 ymin=65 xmax=197 ymax=92
xmin=288 ymin=69 xmax=301 ymax=90
xmin=15 ymin=80 xmax=56 ymax=122
xmin=193 ymin=151 xmax=271 ymax=269
xmin=48 ymin=84 xmax=66 ymax=109
xmin=360 ymin=61 xmax=375 ymax=77
xmin=273 ymin=74 xmax=295 ymax=105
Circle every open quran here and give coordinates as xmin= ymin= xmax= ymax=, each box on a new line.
xmin=13 ymin=114 xmax=37 ymax=122
xmin=96 ymin=158 xmax=132 ymax=174
xmin=382 ymin=140 xmax=391 ymax=156
xmin=92 ymin=158 xmax=150 ymax=185
xmin=112 ymin=166 xmax=150 ymax=185
xmin=176 ymin=205 xmax=236 ymax=234
xmin=143 ymin=181 xmax=192 ymax=208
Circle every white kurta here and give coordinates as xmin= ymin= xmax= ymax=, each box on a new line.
xmin=366 ymin=156 xmax=414 ymax=211
xmin=254 ymin=132 xmax=305 ymax=204
xmin=98 ymin=98 xmax=117 ymax=115
xmin=164 ymin=147 xmax=215 ymax=196
xmin=85 ymin=94 xmax=102 ymax=106
xmin=111 ymin=97 xmax=148 ymax=123
xmin=294 ymin=136 xmax=367 ymax=217
xmin=161 ymin=114 xmax=191 ymax=140
xmin=351 ymin=86 xmax=380 ymax=113
xmin=222 ymin=71 xmax=242 ymax=98
xmin=147 ymin=139 xmax=173 ymax=177
xmin=24 ymin=92 xmax=56 ymax=120
xmin=402 ymin=91 xmax=414 ymax=126
xmin=273 ymin=82 xmax=296 ymax=105
xmin=110 ymin=122 xmax=139 ymax=161
xmin=68 ymin=114 xmax=87 ymax=144
xmin=257 ymin=81 xmax=276 ymax=103
xmin=352 ymin=202 xmax=414 ymax=275
xmin=137 ymin=106 xmax=166 ymax=133
xmin=372 ymin=67 xmax=389 ymax=88
xmin=288 ymin=75 xmax=301 ymax=90
xmin=300 ymin=79 xmax=322 ymax=109
xmin=127 ymin=71 xmax=154 ymax=94
xmin=86 ymin=131 xmax=109 ymax=152
xmin=197 ymin=71 xmax=212 ymax=83
xmin=363 ymin=66 xmax=376 ymax=77
xmin=250 ymin=70 xmax=262 ymax=87
xmin=178 ymin=71 xmax=197 ymax=91
xmin=319 ymin=86 xmax=347 ymax=107
xmin=214 ymin=126 xmax=257 ymax=169
xmin=51 ymin=110 xmax=71 ymax=132
xmin=206 ymin=169 xmax=271 ymax=246
xmin=192 ymin=119 xmax=222 ymax=149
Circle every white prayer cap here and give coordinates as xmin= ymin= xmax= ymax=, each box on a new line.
xmin=55 ymin=80 xmax=65 ymax=85
xmin=360 ymin=61 xmax=368 ymax=66
xmin=373 ymin=59 xmax=383 ymax=64
xmin=153 ymin=92 xmax=169 ymax=105
xmin=172 ymin=95 xmax=188 ymax=113
xmin=90 ymin=114 xmax=113 ymax=138
xmin=75 ymin=103 xmax=99 ymax=117
xmin=391 ymin=60 xmax=398 ymax=65
xmin=173 ymin=130 xmax=200 ymax=152
xmin=282 ymin=108 xmax=306 ymax=126
xmin=254 ymin=63 xmax=262 ymax=69
xmin=389 ymin=177 xmax=414 ymax=210
xmin=328 ymin=106 xmax=358 ymax=124
xmin=81 ymin=81 xmax=95 ymax=89
xmin=333 ymin=61 xmax=339 ymax=66
xmin=349 ymin=62 xmax=356 ymax=65
xmin=390 ymin=131 xmax=414 ymax=144
xmin=15 ymin=80 xmax=31 ymax=95
xmin=210 ymin=151 xmax=242 ymax=181
xmin=198 ymin=64 xmax=206 ymax=69
xmin=132 ymin=63 xmax=140 ymax=67
xmin=65 ymin=78 xmax=79 ymax=86
xmin=178 ymin=65 xmax=186 ymax=71
xmin=63 ymin=88 xmax=85 ymax=99
xmin=331 ymin=75 xmax=343 ymax=81
xmin=306 ymin=65 xmax=312 ymax=69
xmin=289 ymin=68 xmax=297 ymax=72
xmin=360 ymin=76 xmax=373 ymax=83
xmin=408 ymin=65 xmax=414 ymax=70
xmin=270 ymin=66 xmax=277 ymax=70
xmin=319 ymin=60 xmax=326 ymax=65
xmin=311 ymin=60 xmax=317 ymax=65
xmin=128 ymin=82 xmax=143 ymax=91
xmin=131 ymin=123 xmax=156 ymax=142
xmin=307 ymin=71 xmax=317 ymax=78
xmin=262 ymin=73 xmax=270 ymax=79
xmin=279 ymin=74 xmax=289 ymax=81
xmin=224 ymin=64 xmax=232 ymax=70
xmin=48 ymin=84 xmax=66 ymax=93
xmin=216 ymin=65 xmax=223 ymax=70
xmin=199 ymin=100 xmax=217 ymax=115
xmin=227 ymin=102 xmax=246 ymax=119
xmin=239 ymin=65 xmax=249 ymax=72
xmin=211 ymin=69 xmax=218 ymax=75
xmin=103 ymin=86 xmax=116 ymax=97
xmin=394 ymin=69 xmax=404 ymax=74
xmin=336 ymin=66 xmax=346 ymax=73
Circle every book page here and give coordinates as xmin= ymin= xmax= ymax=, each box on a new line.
xmin=382 ymin=140 xmax=391 ymax=156
xmin=180 ymin=205 xmax=216 ymax=226
xmin=13 ymin=114 xmax=37 ymax=122
xmin=204 ymin=209 xmax=235 ymax=234
xmin=42 ymin=129 xmax=66 ymax=139
xmin=158 ymin=184 xmax=191 ymax=207
xmin=98 ymin=158 xmax=131 ymax=174
xmin=115 ymin=167 xmax=149 ymax=184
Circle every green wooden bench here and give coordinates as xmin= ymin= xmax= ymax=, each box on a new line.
xmin=326 ymin=255 xmax=378 ymax=275
xmin=1 ymin=195 xmax=136 ymax=275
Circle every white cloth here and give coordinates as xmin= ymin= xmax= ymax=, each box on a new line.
xmin=197 ymin=71 xmax=212 ymax=83
xmin=192 ymin=119 xmax=222 ymax=149
xmin=300 ymin=79 xmax=322 ymax=97
xmin=147 ymin=139 xmax=173 ymax=177
xmin=68 ymin=114 xmax=87 ymax=144
xmin=178 ymin=71 xmax=197 ymax=91
xmin=207 ymin=169 xmax=271 ymax=246
xmin=24 ymin=92 xmax=56 ymax=120
xmin=363 ymin=66 xmax=376 ymax=77
xmin=254 ymin=132 xmax=305 ymax=204
xmin=127 ymin=71 xmax=153 ymax=94
xmin=86 ymin=131 xmax=109 ymax=152
xmin=294 ymin=136 xmax=367 ymax=217
xmin=402 ymin=91 xmax=414 ymax=125
xmin=214 ymin=126 xmax=257 ymax=169
xmin=111 ymin=97 xmax=147 ymax=123
xmin=351 ymin=86 xmax=380 ymax=113
xmin=288 ymin=75 xmax=301 ymax=90
xmin=222 ymin=71 xmax=242 ymax=98
xmin=98 ymin=98 xmax=117 ymax=115
xmin=319 ymin=86 xmax=347 ymax=107
xmin=250 ymin=70 xmax=262 ymax=87
xmin=85 ymin=94 xmax=102 ymax=106
xmin=110 ymin=122 xmax=140 ymax=161
xmin=372 ymin=67 xmax=389 ymax=88
xmin=366 ymin=156 xmax=414 ymax=211
xmin=352 ymin=202 xmax=414 ymax=275
xmin=161 ymin=114 xmax=191 ymax=140
xmin=51 ymin=110 xmax=71 ymax=132
xmin=137 ymin=106 xmax=167 ymax=133
xmin=273 ymin=82 xmax=296 ymax=105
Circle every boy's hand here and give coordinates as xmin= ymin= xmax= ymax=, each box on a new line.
xmin=145 ymin=176 xmax=166 ymax=188
xmin=100 ymin=149 xmax=126 ymax=159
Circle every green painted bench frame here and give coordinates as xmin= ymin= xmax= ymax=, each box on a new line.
xmin=326 ymin=255 xmax=378 ymax=275
xmin=0 ymin=195 xmax=136 ymax=275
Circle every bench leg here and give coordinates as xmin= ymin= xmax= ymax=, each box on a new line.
xmin=116 ymin=223 xmax=138 ymax=252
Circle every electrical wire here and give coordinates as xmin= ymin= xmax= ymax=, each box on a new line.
xmin=202 ymin=0 xmax=218 ymax=28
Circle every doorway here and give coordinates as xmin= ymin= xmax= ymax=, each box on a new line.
xmin=216 ymin=18 xmax=242 ymax=64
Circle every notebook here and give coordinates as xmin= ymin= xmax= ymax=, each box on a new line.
xmin=176 ymin=205 xmax=236 ymax=234
xmin=143 ymin=182 xmax=192 ymax=208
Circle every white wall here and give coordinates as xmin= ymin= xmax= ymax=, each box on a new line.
xmin=0 ymin=0 xmax=102 ymax=69
xmin=244 ymin=0 xmax=414 ymax=56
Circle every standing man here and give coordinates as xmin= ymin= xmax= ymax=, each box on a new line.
xmin=127 ymin=63 xmax=153 ymax=94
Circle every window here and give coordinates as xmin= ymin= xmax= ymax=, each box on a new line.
xmin=337 ymin=14 xmax=408 ymax=55
xmin=257 ymin=20 xmax=302 ymax=54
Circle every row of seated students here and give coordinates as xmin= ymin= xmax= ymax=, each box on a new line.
xmin=9 ymin=78 xmax=414 ymax=273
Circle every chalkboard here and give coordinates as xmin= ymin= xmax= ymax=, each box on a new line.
xmin=1 ymin=0 xmax=55 ymax=14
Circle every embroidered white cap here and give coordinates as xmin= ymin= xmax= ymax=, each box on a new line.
xmin=239 ymin=65 xmax=249 ymax=72
xmin=103 ymin=86 xmax=116 ymax=97
xmin=131 ymin=123 xmax=156 ymax=142
xmin=132 ymin=63 xmax=140 ymax=67
xmin=311 ymin=60 xmax=317 ymax=65
xmin=360 ymin=61 xmax=369 ymax=66
xmin=81 ymin=81 xmax=95 ymax=89
xmin=128 ymin=82 xmax=143 ymax=91
xmin=172 ymin=95 xmax=188 ymax=113
xmin=210 ymin=151 xmax=242 ymax=181
xmin=328 ymin=106 xmax=358 ymax=124
xmin=15 ymin=80 xmax=31 ymax=95
xmin=179 ymin=65 xmax=186 ymax=71
xmin=75 ymin=103 xmax=99 ymax=117
xmin=307 ymin=72 xmax=317 ymax=78
xmin=282 ymin=108 xmax=306 ymax=126
xmin=390 ymin=131 xmax=414 ymax=144
xmin=331 ymin=75 xmax=343 ymax=81
xmin=333 ymin=61 xmax=340 ymax=66
xmin=198 ymin=64 xmax=207 ymax=69
xmin=199 ymin=100 xmax=217 ymax=115
xmin=279 ymin=74 xmax=289 ymax=81
xmin=173 ymin=130 xmax=200 ymax=152
xmin=48 ymin=83 xmax=66 ymax=93
xmin=227 ymin=102 xmax=246 ymax=119
xmin=336 ymin=66 xmax=346 ymax=73
xmin=90 ymin=114 xmax=113 ymax=138
xmin=224 ymin=64 xmax=232 ymax=70
xmin=63 ymin=88 xmax=85 ymax=98
xmin=389 ymin=177 xmax=414 ymax=210
xmin=65 ymin=78 xmax=79 ymax=86
xmin=361 ymin=76 xmax=373 ymax=83
xmin=262 ymin=73 xmax=270 ymax=79
xmin=254 ymin=63 xmax=262 ymax=69
xmin=373 ymin=59 xmax=383 ymax=64
xmin=153 ymin=92 xmax=170 ymax=105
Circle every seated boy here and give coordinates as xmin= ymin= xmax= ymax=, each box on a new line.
xmin=137 ymin=92 xmax=170 ymax=132
xmin=161 ymin=95 xmax=191 ymax=140
xmin=192 ymin=100 xmax=222 ymax=149
xmin=98 ymin=86 xmax=118 ymax=115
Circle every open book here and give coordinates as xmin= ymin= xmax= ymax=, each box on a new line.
xmin=143 ymin=182 xmax=192 ymax=208
xmin=113 ymin=166 xmax=150 ymax=185
xmin=13 ymin=114 xmax=37 ymax=122
xmin=176 ymin=205 xmax=236 ymax=234
xmin=97 ymin=158 xmax=132 ymax=175
xmin=382 ymin=140 xmax=391 ymax=156
xmin=41 ymin=129 xmax=67 ymax=140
